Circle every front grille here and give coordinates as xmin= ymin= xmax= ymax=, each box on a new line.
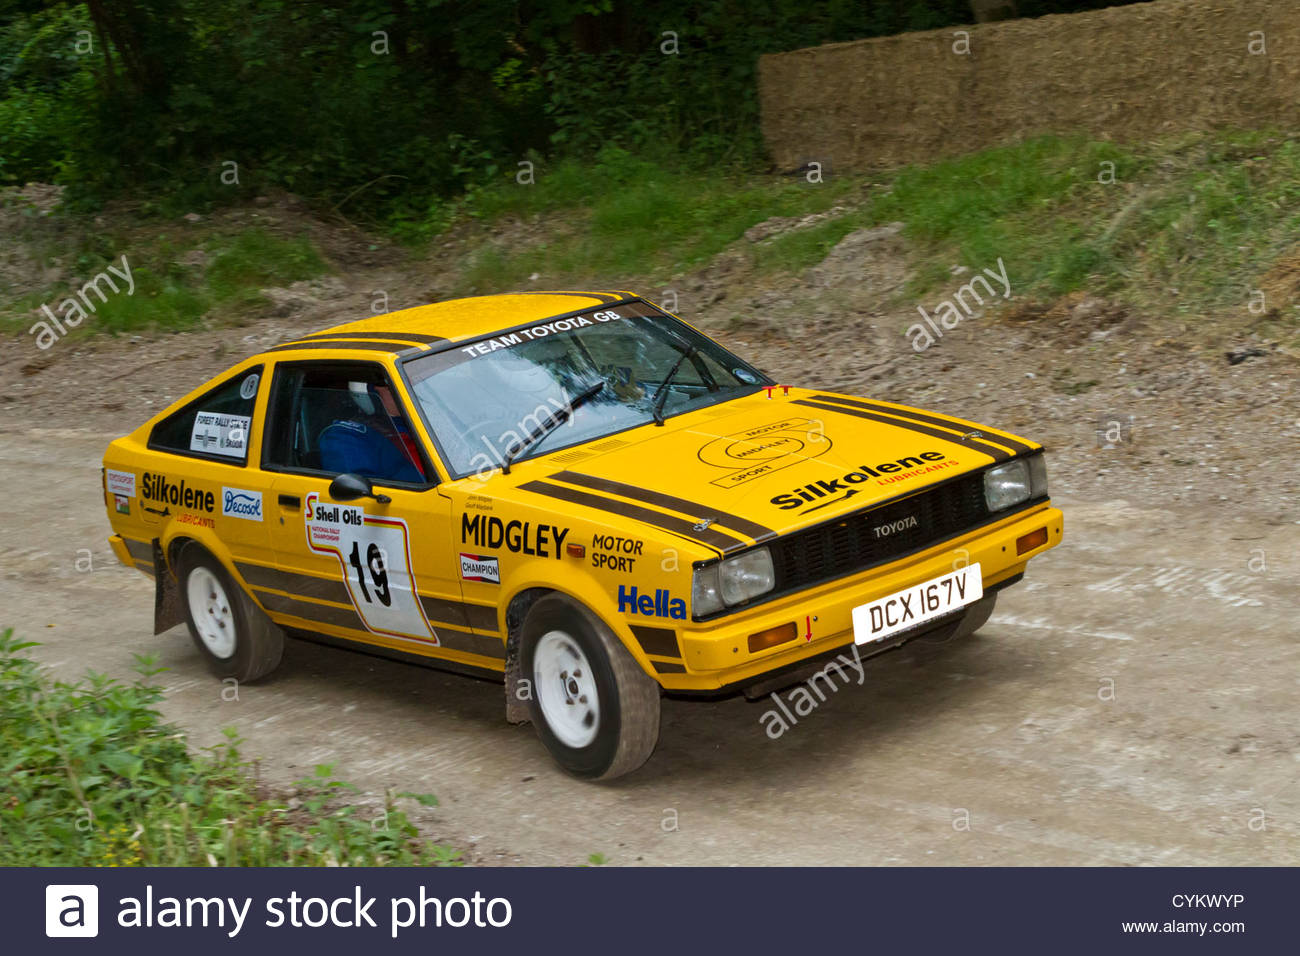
xmin=767 ymin=471 xmax=989 ymax=597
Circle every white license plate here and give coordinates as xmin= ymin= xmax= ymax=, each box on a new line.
xmin=852 ymin=563 xmax=983 ymax=645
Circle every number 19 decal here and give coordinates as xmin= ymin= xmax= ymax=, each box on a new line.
xmin=304 ymin=492 xmax=436 ymax=644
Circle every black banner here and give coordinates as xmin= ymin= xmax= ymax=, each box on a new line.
xmin=11 ymin=867 xmax=1289 ymax=952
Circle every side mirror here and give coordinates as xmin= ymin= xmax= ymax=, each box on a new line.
xmin=328 ymin=473 xmax=391 ymax=504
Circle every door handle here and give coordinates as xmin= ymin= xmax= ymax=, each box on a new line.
xmin=278 ymin=494 xmax=301 ymax=508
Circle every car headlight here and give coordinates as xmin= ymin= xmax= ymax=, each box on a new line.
xmin=984 ymin=459 xmax=1031 ymax=511
xmin=692 ymin=547 xmax=775 ymax=617
xmin=692 ymin=565 xmax=725 ymax=617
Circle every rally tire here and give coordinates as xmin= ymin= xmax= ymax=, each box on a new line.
xmin=177 ymin=544 xmax=285 ymax=683
xmin=521 ymin=594 xmax=661 ymax=780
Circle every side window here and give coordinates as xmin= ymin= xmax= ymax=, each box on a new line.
xmin=263 ymin=361 xmax=431 ymax=486
xmin=149 ymin=366 xmax=262 ymax=464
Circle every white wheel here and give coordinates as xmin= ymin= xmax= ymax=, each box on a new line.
xmin=521 ymin=594 xmax=660 ymax=779
xmin=186 ymin=565 xmax=236 ymax=659
xmin=533 ymin=629 xmax=600 ymax=749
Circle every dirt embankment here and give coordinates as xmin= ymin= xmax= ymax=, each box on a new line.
xmin=2 ymin=191 xmax=1298 ymax=526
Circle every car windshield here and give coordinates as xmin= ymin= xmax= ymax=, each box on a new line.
xmin=403 ymin=301 xmax=769 ymax=478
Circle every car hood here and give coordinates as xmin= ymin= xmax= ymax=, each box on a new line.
xmin=513 ymin=387 xmax=1039 ymax=552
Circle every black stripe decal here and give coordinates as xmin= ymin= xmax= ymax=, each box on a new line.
xmin=652 ymin=660 xmax=686 ymax=675
xmin=123 ymin=538 xmax=154 ymax=563
xmin=236 ymin=563 xmax=351 ymax=604
xmin=793 ymin=399 xmax=1012 ymax=462
xmin=256 ymin=590 xmax=366 ymax=630
xmin=461 ymin=603 xmax=499 ymax=632
xmin=418 ymin=595 xmax=499 ymax=633
xmin=552 ymin=471 xmax=776 ymax=542
xmin=498 ymin=290 xmax=622 ymax=304
xmin=256 ymin=590 xmax=503 ymax=659
xmin=301 ymin=331 xmax=445 ymax=344
xmin=431 ymin=628 xmax=505 ymax=660
xmin=519 ymin=480 xmax=747 ymax=552
xmin=236 ymin=562 xmax=497 ymax=631
xmin=630 ymin=624 xmax=680 ymax=658
xmin=266 ymin=340 xmax=421 ymax=355
xmin=812 ymin=395 xmax=1035 ymax=455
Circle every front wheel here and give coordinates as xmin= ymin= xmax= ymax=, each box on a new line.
xmin=177 ymin=545 xmax=285 ymax=683
xmin=521 ymin=594 xmax=660 ymax=780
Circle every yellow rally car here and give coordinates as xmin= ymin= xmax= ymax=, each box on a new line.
xmin=102 ymin=292 xmax=1063 ymax=779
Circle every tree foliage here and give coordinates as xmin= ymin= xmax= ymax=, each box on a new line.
xmin=0 ymin=0 xmax=1145 ymax=221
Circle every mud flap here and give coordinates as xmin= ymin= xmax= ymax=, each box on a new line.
xmin=503 ymin=629 xmax=530 ymax=725
xmin=152 ymin=539 xmax=184 ymax=635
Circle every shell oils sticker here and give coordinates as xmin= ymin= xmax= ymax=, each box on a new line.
xmin=696 ymin=417 xmax=832 ymax=488
xmin=304 ymin=492 xmax=437 ymax=644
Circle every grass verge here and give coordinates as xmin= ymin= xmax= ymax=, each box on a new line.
xmin=865 ymin=130 xmax=1300 ymax=323
xmin=418 ymin=145 xmax=860 ymax=292
xmin=0 ymin=630 xmax=459 ymax=866
xmin=1 ymin=226 xmax=328 ymax=337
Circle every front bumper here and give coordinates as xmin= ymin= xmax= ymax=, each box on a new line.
xmin=657 ymin=501 xmax=1063 ymax=691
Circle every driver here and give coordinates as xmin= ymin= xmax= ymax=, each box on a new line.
xmin=318 ymin=381 xmax=425 ymax=483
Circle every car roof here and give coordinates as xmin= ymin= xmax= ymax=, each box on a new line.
xmin=263 ymin=290 xmax=639 ymax=357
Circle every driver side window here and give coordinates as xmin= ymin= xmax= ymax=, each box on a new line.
xmin=263 ymin=361 xmax=431 ymax=486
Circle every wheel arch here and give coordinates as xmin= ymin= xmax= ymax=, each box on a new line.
xmin=500 ymin=581 xmax=661 ymax=724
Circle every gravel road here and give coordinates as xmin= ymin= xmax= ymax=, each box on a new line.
xmin=3 ymin=213 xmax=1297 ymax=865
xmin=3 ymin=424 xmax=1296 ymax=865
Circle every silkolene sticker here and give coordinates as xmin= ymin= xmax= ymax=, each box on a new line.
xmin=190 ymin=411 xmax=251 ymax=458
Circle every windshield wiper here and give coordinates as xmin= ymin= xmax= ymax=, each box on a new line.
xmin=650 ymin=343 xmax=698 ymax=426
xmin=501 ymin=379 xmax=605 ymax=474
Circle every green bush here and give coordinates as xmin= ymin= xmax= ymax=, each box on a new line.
xmin=0 ymin=630 xmax=458 ymax=866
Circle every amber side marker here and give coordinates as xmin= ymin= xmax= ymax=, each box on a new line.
xmin=748 ymin=622 xmax=798 ymax=654
xmin=1017 ymin=527 xmax=1049 ymax=555
xmin=566 ymin=544 xmax=586 ymax=558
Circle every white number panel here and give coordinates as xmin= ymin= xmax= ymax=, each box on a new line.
xmin=303 ymin=492 xmax=438 ymax=645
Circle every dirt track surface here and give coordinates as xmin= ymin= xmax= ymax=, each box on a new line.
xmin=3 ymin=425 xmax=1298 ymax=864
xmin=3 ymin=209 xmax=1298 ymax=865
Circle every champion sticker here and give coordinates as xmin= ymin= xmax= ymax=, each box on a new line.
xmin=459 ymin=552 xmax=500 ymax=584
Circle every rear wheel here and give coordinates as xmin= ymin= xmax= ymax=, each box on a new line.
xmin=177 ymin=545 xmax=284 ymax=682
xmin=521 ymin=594 xmax=660 ymax=780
